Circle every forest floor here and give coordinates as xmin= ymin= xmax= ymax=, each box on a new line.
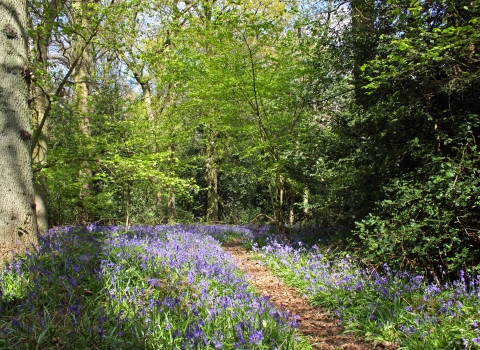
xmin=223 ymin=240 xmax=396 ymax=350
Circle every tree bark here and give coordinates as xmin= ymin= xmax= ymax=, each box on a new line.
xmin=350 ymin=0 xmax=376 ymax=107
xmin=167 ymin=144 xmax=176 ymax=224
xmin=289 ymin=193 xmax=295 ymax=225
xmin=74 ymin=0 xmax=94 ymax=223
xmin=168 ymin=188 xmax=176 ymax=224
xmin=32 ymin=78 xmax=48 ymax=234
xmin=138 ymin=79 xmax=153 ymax=123
xmin=0 ymin=0 xmax=39 ymax=261
xmin=271 ymin=173 xmax=286 ymax=232
xmin=205 ymin=160 xmax=218 ymax=222
xmin=303 ymin=188 xmax=309 ymax=222
xmin=205 ymin=135 xmax=218 ymax=223
xmin=31 ymin=0 xmax=63 ymax=234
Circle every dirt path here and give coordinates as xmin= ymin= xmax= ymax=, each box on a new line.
xmin=224 ymin=241 xmax=395 ymax=350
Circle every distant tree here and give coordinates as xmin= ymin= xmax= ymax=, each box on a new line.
xmin=0 ymin=0 xmax=38 ymax=261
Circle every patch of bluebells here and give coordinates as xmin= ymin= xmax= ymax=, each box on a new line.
xmin=255 ymin=234 xmax=480 ymax=349
xmin=0 ymin=224 xmax=306 ymax=349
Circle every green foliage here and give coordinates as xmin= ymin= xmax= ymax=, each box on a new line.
xmin=357 ymin=147 xmax=480 ymax=273
xmin=348 ymin=0 xmax=480 ymax=273
xmin=298 ymin=0 xmax=480 ymax=273
xmin=26 ymin=0 xmax=480 ymax=274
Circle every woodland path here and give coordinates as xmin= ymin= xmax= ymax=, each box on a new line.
xmin=223 ymin=241 xmax=396 ymax=350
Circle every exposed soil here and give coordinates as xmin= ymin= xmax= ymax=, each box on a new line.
xmin=223 ymin=240 xmax=396 ymax=350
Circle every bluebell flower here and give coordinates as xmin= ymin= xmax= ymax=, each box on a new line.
xmin=249 ymin=329 xmax=264 ymax=345
xmin=98 ymin=326 xmax=104 ymax=339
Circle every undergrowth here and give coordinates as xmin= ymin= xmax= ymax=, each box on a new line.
xmin=254 ymin=232 xmax=480 ymax=350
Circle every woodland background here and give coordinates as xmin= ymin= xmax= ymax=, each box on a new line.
xmin=26 ymin=0 xmax=479 ymax=274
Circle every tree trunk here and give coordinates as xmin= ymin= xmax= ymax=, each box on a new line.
xmin=205 ymin=136 xmax=218 ymax=223
xmin=0 ymin=0 xmax=39 ymax=260
xmin=205 ymin=158 xmax=218 ymax=222
xmin=32 ymin=82 xmax=48 ymax=234
xmin=289 ymin=193 xmax=295 ymax=225
xmin=303 ymin=188 xmax=309 ymax=222
xmin=167 ymin=144 xmax=176 ymax=224
xmin=76 ymin=55 xmax=93 ymax=223
xmin=34 ymin=169 xmax=48 ymax=234
xmin=269 ymin=172 xmax=286 ymax=233
xmin=168 ymin=188 xmax=176 ymax=224
xmin=31 ymin=0 xmax=62 ymax=234
xmin=274 ymin=174 xmax=286 ymax=232
xmin=75 ymin=0 xmax=93 ymax=223
xmin=350 ymin=0 xmax=376 ymax=107
xmin=139 ymin=80 xmax=153 ymax=123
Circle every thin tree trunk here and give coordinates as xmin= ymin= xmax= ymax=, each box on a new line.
xmin=125 ymin=184 xmax=130 ymax=229
xmin=31 ymin=0 xmax=62 ymax=234
xmin=34 ymin=170 xmax=48 ymax=234
xmin=272 ymin=173 xmax=286 ymax=233
xmin=75 ymin=0 xmax=93 ymax=223
xmin=289 ymin=193 xmax=295 ymax=225
xmin=350 ymin=0 xmax=376 ymax=107
xmin=168 ymin=188 xmax=176 ymax=224
xmin=0 ymin=0 xmax=39 ymax=260
xmin=167 ymin=144 xmax=176 ymax=224
xmin=205 ymin=137 xmax=218 ymax=223
xmin=205 ymin=161 xmax=218 ymax=222
xmin=303 ymin=188 xmax=309 ymax=222
xmin=32 ymin=84 xmax=48 ymax=233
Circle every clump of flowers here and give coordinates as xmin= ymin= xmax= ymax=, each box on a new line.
xmin=256 ymin=235 xmax=480 ymax=349
xmin=0 ymin=225 xmax=307 ymax=349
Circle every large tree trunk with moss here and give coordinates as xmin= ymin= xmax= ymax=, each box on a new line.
xmin=0 ymin=0 xmax=39 ymax=260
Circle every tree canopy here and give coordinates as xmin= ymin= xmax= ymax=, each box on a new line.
xmin=1 ymin=0 xmax=478 ymax=273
